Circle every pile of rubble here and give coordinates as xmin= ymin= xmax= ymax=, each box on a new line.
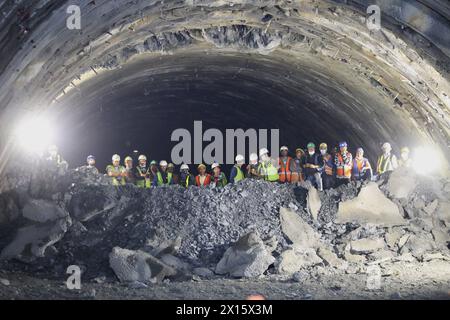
xmin=0 ymin=162 xmax=449 ymax=286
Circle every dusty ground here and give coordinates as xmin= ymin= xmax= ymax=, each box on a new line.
xmin=1 ymin=260 xmax=449 ymax=300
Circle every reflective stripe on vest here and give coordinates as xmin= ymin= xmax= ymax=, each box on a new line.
xmin=278 ymin=157 xmax=293 ymax=183
xmin=157 ymin=172 xmax=172 ymax=185
xmin=336 ymin=153 xmax=352 ymax=178
xmin=352 ymin=158 xmax=367 ymax=177
xmin=234 ymin=166 xmax=244 ymax=183
xmin=107 ymin=165 xmax=125 ymax=186
xmin=377 ymin=154 xmax=392 ymax=174
xmin=259 ymin=161 xmax=279 ymax=182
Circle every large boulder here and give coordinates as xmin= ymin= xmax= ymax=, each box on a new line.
xmin=215 ymin=232 xmax=275 ymax=278
xmin=307 ymin=187 xmax=321 ymax=221
xmin=277 ymin=248 xmax=322 ymax=274
xmin=22 ymin=199 xmax=68 ymax=223
xmin=279 ymin=207 xmax=322 ymax=248
xmin=109 ymin=247 xmax=176 ymax=283
xmin=336 ymin=182 xmax=406 ymax=226
xmin=349 ymin=238 xmax=386 ymax=254
xmin=385 ymin=168 xmax=417 ymax=199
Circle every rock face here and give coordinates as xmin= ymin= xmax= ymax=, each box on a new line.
xmin=215 ymin=232 xmax=275 ymax=278
xmin=279 ymin=207 xmax=322 ymax=248
xmin=336 ymin=182 xmax=406 ymax=226
xmin=109 ymin=247 xmax=176 ymax=283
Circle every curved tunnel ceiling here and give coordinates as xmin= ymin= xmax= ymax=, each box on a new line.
xmin=0 ymin=0 xmax=449 ymax=169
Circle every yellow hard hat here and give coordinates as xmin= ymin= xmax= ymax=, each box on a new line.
xmin=124 ymin=156 xmax=133 ymax=162
xmin=320 ymin=143 xmax=328 ymax=150
xmin=197 ymin=163 xmax=206 ymax=170
xmin=401 ymin=147 xmax=410 ymax=154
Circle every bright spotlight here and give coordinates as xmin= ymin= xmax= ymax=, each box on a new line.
xmin=412 ymin=146 xmax=442 ymax=175
xmin=14 ymin=117 xmax=54 ymax=154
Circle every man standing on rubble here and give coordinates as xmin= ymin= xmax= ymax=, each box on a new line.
xmin=230 ymin=154 xmax=245 ymax=183
xmin=303 ymin=142 xmax=323 ymax=190
xmin=352 ymin=148 xmax=373 ymax=181
xmin=293 ymin=148 xmax=305 ymax=183
xmin=335 ymin=141 xmax=353 ymax=187
xmin=154 ymin=160 xmax=173 ymax=186
xmin=211 ymin=162 xmax=228 ymax=187
xmin=168 ymin=163 xmax=179 ymax=185
xmin=196 ymin=164 xmax=211 ymax=187
xmin=257 ymin=148 xmax=279 ymax=182
xmin=107 ymin=154 xmax=126 ymax=186
xmin=377 ymin=142 xmax=398 ymax=179
xmin=398 ymin=147 xmax=413 ymax=168
xmin=135 ymin=155 xmax=150 ymax=188
xmin=246 ymin=153 xmax=260 ymax=179
xmin=81 ymin=155 xmax=99 ymax=175
xmin=124 ymin=156 xmax=135 ymax=184
xmin=319 ymin=143 xmax=334 ymax=189
xmin=278 ymin=146 xmax=295 ymax=183
xmin=179 ymin=164 xmax=195 ymax=187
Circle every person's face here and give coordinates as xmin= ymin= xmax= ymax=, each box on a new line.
xmin=126 ymin=160 xmax=133 ymax=168
xmin=151 ymin=164 xmax=157 ymax=171
xmin=113 ymin=160 xmax=120 ymax=167
xmin=296 ymin=151 xmax=303 ymax=159
xmin=88 ymin=159 xmax=95 ymax=166
xmin=139 ymin=160 xmax=146 ymax=166
xmin=168 ymin=166 xmax=174 ymax=173
xmin=383 ymin=146 xmax=391 ymax=154
xmin=320 ymin=148 xmax=327 ymax=155
xmin=281 ymin=150 xmax=288 ymax=157
xmin=340 ymin=146 xmax=347 ymax=153
xmin=160 ymin=165 xmax=167 ymax=172
xmin=213 ymin=167 xmax=220 ymax=175
xmin=401 ymin=152 xmax=409 ymax=160
xmin=199 ymin=167 xmax=206 ymax=175
xmin=357 ymin=150 xmax=364 ymax=158
xmin=308 ymin=147 xmax=315 ymax=155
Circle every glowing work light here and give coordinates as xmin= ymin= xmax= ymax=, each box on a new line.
xmin=14 ymin=117 xmax=54 ymax=154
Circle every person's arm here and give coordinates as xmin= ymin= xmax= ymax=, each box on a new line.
xmin=230 ymin=167 xmax=237 ymax=183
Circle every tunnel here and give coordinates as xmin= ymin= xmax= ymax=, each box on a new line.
xmin=0 ymin=0 xmax=449 ymax=173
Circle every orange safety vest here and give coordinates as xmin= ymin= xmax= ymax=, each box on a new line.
xmin=336 ymin=152 xmax=352 ymax=179
xmin=196 ymin=174 xmax=211 ymax=187
xmin=278 ymin=157 xmax=293 ymax=183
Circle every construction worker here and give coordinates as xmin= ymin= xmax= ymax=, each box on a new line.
xmin=352 ymin=148 xmax=373 ymax=181
xmin=246 ymin=153 xmax=260 ymax=179
xmin=179 ymin=164 xmax=195 ymax=188
xmin=211 ymin=162 xmax=228 ymax=187
xmin=106 ymin=154 xmax=126 ymax=186
xmin=302 ymin=143 xmax=323 ymax=191
xmin=335 ymin=142 xmax=353 ymax=187
xmin=78 ymin=155 xmax=99 ymax=175
xmin=154 ymin=160 xmax=173 ymax=186
xmin=293 ymin=148 xmax=305 ymax=182
xmin=257 ymin=148 xmax=279 ymax=182
xmin=230 ymin=154 xmax=245 ymax=183
xmin=196 ymin=163 xmax=211 ymax=187
xmin=167 ymin=163 xmax=179 ymax=185
xmin=124 ymin=156 xmax=135 ymax=184
xmin=399 ymin=147 xmax=413 ymax=168
xmin=149 ymin=160 xmax=158 ymax=182
xmin=135 ymin=155 xmax=150 ymax=188
xmin=319 ymin=143 xmax=334 ymax=190
xmin=46 ymin=145 xmax=69 ymax=172
xmin=278 ymin=146 xmax=295 ymax=183
xmin=377 ymin=142 xmax=398 ymax=179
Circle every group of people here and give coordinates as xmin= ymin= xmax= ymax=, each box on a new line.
xmin=78 ymin=141 xmax=413 ymax=191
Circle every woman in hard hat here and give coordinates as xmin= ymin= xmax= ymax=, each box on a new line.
xmin=230 ymin=154 xmax=245 ymax=183
xmin=106 ymin=154 xmax=126 ymax=186
xmin=195 ymin=164 xmax=211 ymax=187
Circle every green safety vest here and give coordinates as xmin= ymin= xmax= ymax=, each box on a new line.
xmin=157 ymin=171 xmax=173 ymax=186
xmin=106 ymin=165 xmax=126 ymax=186
xmin=234 ymin=165 xmax=245 ymax=183
xmin=258 ymin=161 xmax=279 ymax=182
xmin=136 ymin=166 xmax=151 ymax=188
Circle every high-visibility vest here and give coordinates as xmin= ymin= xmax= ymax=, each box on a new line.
xmin=352 ymin=158 xmax=371 ymax=178
xmin=136 ymin=166 xmax=151 ymax=188
xmin=335 ymin=152 xmax=352 ymax=179
xmin=106 ymin=165 xmax=126 ymax=186
xmin=157 ymin=171 xmax=172 ymax=186
xmin=233 ymin=165 xmax=245 ymax=183
xmin=377 ymin=154 xmax=394 ymax=174
xmin=196 ymin=174 xmax=211 ymax=187
xmin=278 ymin=157 xmax=293 ymax=183
xmin=258 ymin=161 xmax=279 ymax=182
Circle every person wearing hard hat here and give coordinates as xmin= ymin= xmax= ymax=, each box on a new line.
xmin=153 ymin=160 xmax=173 ymax=186
xmin=46 ymin=144 xmax=69 ymax=172
xmin=106 ymin=154 xmax=126 ymax=186
xmin=149 ymin=160 xmax=158 ymax=182
xmin=179 ymin=164 xmax=195 ymax=188
xmin=246 ymin=153 xmax=260 ymax=179
xmin=398 ymin=147 xmax=412 ymax=168
xmin=211 ymin=162 xmax=228 ymax=187
xmin=302 ymin=142 xmax=323 ymax=190
xmin=135 ymin=155 xmax=150 ymax=188
xmin=376 ymin=142 xmax=398 ymax=178
xmin=278 ymin=146 xmax=296 ymax=184
xmin=335 ymin=141 xmax=353 ymax=187
xmin=196 ymin=163 xmax=211 ymax=187
xmin=257 ymin=148 xmax=279 ymax=182
xmin=167 ymin=163 xmax=179 ymax=185
xmin=78 ymin=155 xmax=99 ymax=175
xmin=230 ymin=154 xmax=245 ymax=184
xmin=352 ymin=148 xmax=373 ymax=182
xmin=319 ymin=143 xmax=334 ymax=190
xmin=293 ymin=148 xmax=305 ymax=182
xmin=123 ymin=156 xmax=135 ymax=184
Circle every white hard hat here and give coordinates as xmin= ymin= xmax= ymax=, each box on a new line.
xmin=112 ymin=154 xmax=120 ymax=162
xmin=382 ymin=142 xmax=391 ymax=150
xmin=280 ymin=146 xmax=288 ymax=152
xmin=235 ymin=154 xmax=244 ymax=163
xmin=249 ymin=153 xmax=258 ymax=162
xmin=211 ymin=162 xmax=220 ymax=169
xmin=138 ymin=155 xmax=147 ymax=161
xmin=160 ymin=160 xmax=168 ymax=167
xmin=259 ymin=148 xmax=269 ymax=157
xmin=180 ymin=164 xmax=189 ymax=170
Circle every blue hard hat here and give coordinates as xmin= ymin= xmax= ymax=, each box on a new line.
xmin=339 ymin=141 xmax=348 ymax=148
xmin=87 ymin=155 xmax=95 ymax=161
